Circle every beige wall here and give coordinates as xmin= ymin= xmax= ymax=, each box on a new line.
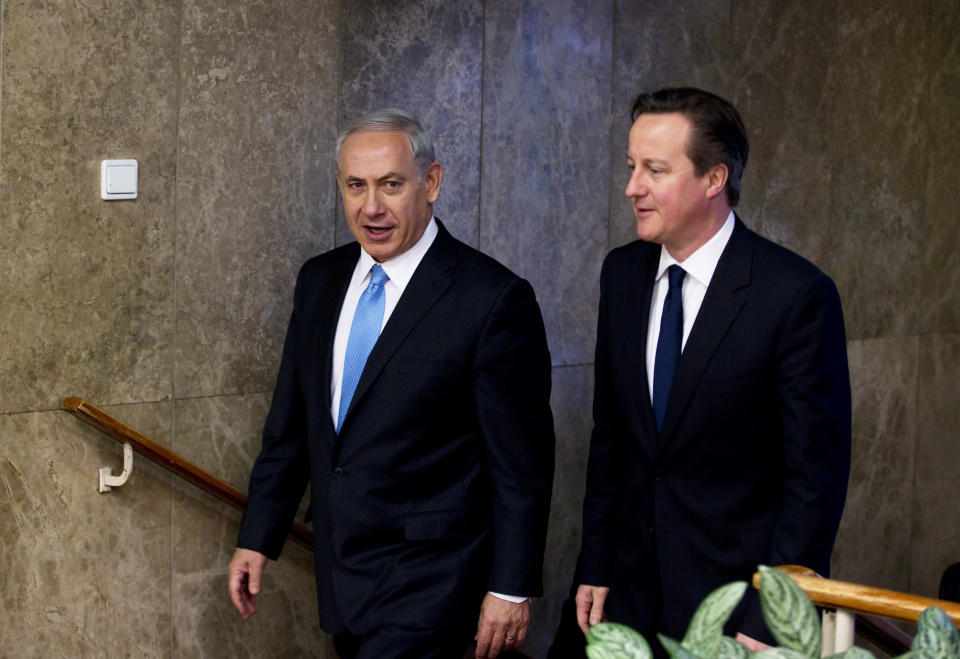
xmin=1 ymin=1 xmax=956 ymax=656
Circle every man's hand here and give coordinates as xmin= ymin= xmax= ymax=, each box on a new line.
xmin=575 ymin=584 xmax=610 ymax=635
xmin=228 ymin=548 xmax=268 ymax=619
xmin=475 ymin=594 xmax=530 ymax=658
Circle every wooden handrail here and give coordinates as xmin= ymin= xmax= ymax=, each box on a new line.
xmin=62 ymin=396 xmax=313 ymax=551
xmin=753 ymin=565 xmax=960 ymax=626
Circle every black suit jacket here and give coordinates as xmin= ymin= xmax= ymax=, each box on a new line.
xmin=576 ymin=218 xmax=851 ymax=640
xmin=238 ymin=221 xmax=555 ymax=635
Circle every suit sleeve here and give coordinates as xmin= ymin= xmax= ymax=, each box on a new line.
xmin=472 ymin=277 xmax=555 ymax=597
xmin=236 ymin=268 xmax=312 ymax=560
xmin=576 ymin=255 xmax=624 ymax=586
xmin=769 ymin=273 xmax=851 ymax=575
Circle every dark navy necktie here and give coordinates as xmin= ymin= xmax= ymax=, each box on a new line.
xmin=652 ymin=265 xmax=686 ymax=432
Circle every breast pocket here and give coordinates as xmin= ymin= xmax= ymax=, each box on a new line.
xmin=698 ymin=365 xmax=767 ymax=395
xmin=395 ymin=358 xmax=467 ymax=397
xmin=396 ymin=358 xmax=463 ymax=375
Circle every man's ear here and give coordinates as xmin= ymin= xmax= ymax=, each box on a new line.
xmin=705 ymin=163 xmax=728 ymax=200
xmin=424 ymin=162 xmax=443 ymax=203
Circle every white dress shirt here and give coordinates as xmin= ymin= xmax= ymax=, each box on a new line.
xmin=328 ymin=217 xmax=525 ymax=603
xmin=330 ymin=218 xmax=439 ymax=422
xmin=645 ymin=211 xmax=735 ymax=399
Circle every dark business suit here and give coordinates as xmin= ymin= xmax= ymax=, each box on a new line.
xmin=237 ymin=221 xmax=555 ymax=652
xmin=563 ymin=217 xmax=850 ymax=648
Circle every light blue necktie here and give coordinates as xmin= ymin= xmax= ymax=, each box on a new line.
xmin=652 ymin=264 xmax=685 ymax=432
xmin=337 ymin=264 xmax=389 ymax=433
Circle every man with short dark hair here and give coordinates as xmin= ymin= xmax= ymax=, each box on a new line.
xmin=553 ymin=87 xmax=851 ymax=654
xmin=228 ymin=108 xmax=555 ymax=659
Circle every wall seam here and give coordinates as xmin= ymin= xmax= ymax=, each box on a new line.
xmin=907 ymin=0 xmax=936 ymax=595
xmin=907 ymin=334 xmax=921 ymax=594
xmin=476 ymin=0 xmax=487 ymax=250
xmin=606 ymin=0 xmax=617 ymax=252
xmin=333 ymin=0 xmax=345 ymax=247
xmin=0 ymin=399 xmax=184 ymax=417
xmin=0 ymin=0 xmax=5 ymax=173
xmin=170 ymin=0 xmax=185 ymax=654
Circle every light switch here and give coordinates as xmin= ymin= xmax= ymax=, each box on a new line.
xmin=101 ymin=159 xmax=138 ymax=200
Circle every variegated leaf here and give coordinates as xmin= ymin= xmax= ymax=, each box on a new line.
xmin=826 ymin=647 xmax=875 ymax=658
xmin=717 ymin=635 xmax=751 ymax=659
xmin=914 ymin=606 xmax=960 ymax=658
xmin=658 ymin=634 xmax=702 ymax=659
xmin=682 ymin=581 xmax=748 ymax=658
xmin=586 ymin=622 xmax=653 ymax=659
xmin=752 ymin=648 xmax=811 ymax=658
xmin=757 ymin=565 xmax=821 ymax=657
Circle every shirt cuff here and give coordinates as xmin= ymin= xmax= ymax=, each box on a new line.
xmin=489 ymin=591 xmax=528 ymax=604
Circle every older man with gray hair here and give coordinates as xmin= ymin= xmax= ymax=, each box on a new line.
xmin=228 ymin=108 xmax=555 ymax=659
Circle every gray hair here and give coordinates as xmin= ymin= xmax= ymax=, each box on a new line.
xmin=335 ymin=108 xmax=436 ymax=183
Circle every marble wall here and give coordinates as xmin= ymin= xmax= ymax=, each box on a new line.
xmin=0 ymin=1 xmax=957 ymax=657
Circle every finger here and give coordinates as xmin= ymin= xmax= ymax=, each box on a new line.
xmin=589 ymin=588 xmax=607 ymax=626
xmin=228 ymin=567 xmax=250 ymax=617
xmin=735 ymin=632 xmax=771 ymax=652
xmin=475 ymin=624 xmax=493 ymax=658
xmin=240 ymin=596 xmax=257 ymax=619
xmin=505 ymin=618 xmax=528 ymax=648
xmin=515 ymin=625 xmax=528 ymax=646
xmin=487 ymin=632 xmax=505 ymax=659
xmin=238 ymin=581 xmax=257 ymax=618
xmin=575 ymin=587 xmax=592 ymax=634
xmin=228 ymin=573 xmax=245 ymax=615
xmin=241 ymin=586 xmax=257 ymax=619
xmin=246 ymin=560 xmax=262 ymax=596
xmin=228 ymin=549 xmax=269 ymax=620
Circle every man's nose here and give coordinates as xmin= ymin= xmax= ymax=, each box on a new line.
xmin=625 ymin=171 xmax=647 ymax=197
xmin=362 ymin=189 xmax=383 ymax=216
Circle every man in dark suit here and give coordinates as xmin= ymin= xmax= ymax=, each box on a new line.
xmin=228 ymin=109 xmax=555 ymax=659
xmin=552 ymin=87 xmax=851 ymax=654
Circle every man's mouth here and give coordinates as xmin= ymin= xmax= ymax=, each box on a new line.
xmin=365 ymin=225 xmax=393 ymax=236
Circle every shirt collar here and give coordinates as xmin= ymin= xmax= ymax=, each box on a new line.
xmin=356 ymin=217 xmax=439 ymax=289
xmin=655 ymin=211 xmax=735 ymax=287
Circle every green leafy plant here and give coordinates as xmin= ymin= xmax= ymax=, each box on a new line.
xmin=755 ymin=565 xmax=821 ymax=655
xmin=584 ymin=565 xmax=960 ymax=659
xmin=585 ymin=621 xmax=652 ymax=659
xmin=683 ymin=581 xmax=749 ymax=658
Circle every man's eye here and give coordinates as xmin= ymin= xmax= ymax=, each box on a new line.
xmin=384 ymin=180 xmax=401 ymax=189
xmin=348 ymin=182 xmax=364 ymax=190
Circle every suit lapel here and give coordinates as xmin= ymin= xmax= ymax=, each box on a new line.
xmin=657 ymin=219 xmax=755 ymax=444
xmin=339 ymin=223 xmax=456 ymax=432
xmin=622 ymin=242 xmax=660 ymax=451
xmin=308 ymin=245 xmax=357 ymax=445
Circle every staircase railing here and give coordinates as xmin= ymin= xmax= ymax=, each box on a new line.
xmin=61 ymin=396 xmax=313 ymax=551
xmin=755 ymin=565 xmax=960 ymax=655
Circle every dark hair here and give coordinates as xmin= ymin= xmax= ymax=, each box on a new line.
xmin=631 ymin=87 xmax=749 ymax=207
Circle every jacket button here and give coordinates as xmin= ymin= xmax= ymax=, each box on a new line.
xmin=333 ymin=467 xmax=344 ymax=478
xmin=655 ymin=471 xmax=664 ymax=481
